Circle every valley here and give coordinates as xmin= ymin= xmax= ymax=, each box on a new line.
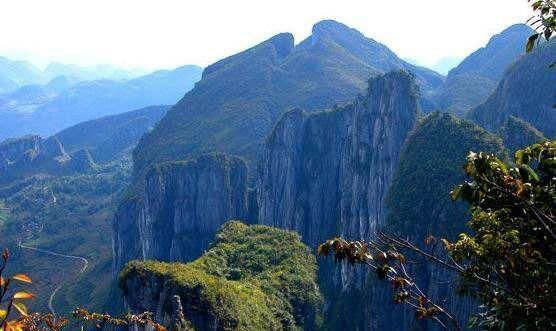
xmin=0 ymin=5 xmax=554 ymax=330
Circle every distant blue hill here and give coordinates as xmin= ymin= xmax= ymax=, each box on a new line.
xmin=0 ymin=65 xmax=202 ymax=140
xmin=0 ymin=57 xmax=45 ymax=93
xmin=432 ymin=24 xmax=534 ymax=116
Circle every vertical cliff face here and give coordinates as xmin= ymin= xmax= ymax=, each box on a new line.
xmin=112 ymin=154 xmax=248 ymax=274
xmin=256 ymin=71 xmax=420 ymax=330
xmin=257 ymin=71 xmax=419 ymax=249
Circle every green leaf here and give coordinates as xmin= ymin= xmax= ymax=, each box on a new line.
xmin=519 ymin=164 xmax=540 ymax=182
xmin=450 ymin=186 xmax=462 ymax=201
xmin=12 ymin=302 xmax=27 ymax=317
xmin=526 ymin=34 xmax=540 ymax=53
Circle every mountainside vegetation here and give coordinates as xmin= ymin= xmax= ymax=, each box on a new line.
xmin=387 ymin=112 xmax=508 ymax=239
xmin=120 ymin=221 xmax=323 ymax=331
xmin=432 ymin=24 xmax=532 ymax=116
xmin=0 ymin=158 xmax=131 ymax=314
xmin=469 ymin=41 xmax=556 ymax=137
xmin=499 ymin=116 xmax=546 ymax=152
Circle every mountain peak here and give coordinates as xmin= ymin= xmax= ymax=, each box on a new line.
xmin=201 ymin=32 xmax=294 ymax=79
xmin=447 ymin=23 xmax=533 ymax=81
xmin=309 ymin=19 xmax=370 ymax=45
xmin=312 ymin=19 xmax=353 ymax=34
xmin=267 ymin=32 xmax=295 ymax=59
xmin=499 ymin=23 xmax=534 ymax=36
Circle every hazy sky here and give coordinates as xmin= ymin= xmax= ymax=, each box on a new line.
xmin=0 ymin=0 xmax=531 ymax=70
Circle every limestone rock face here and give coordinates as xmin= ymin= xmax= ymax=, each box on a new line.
xmin=255 ymin=71 xmax=421 ymax=329
xmin=0 ymin=134 xmax=94 ymax=184
xmin=112 ymin=154 xmax=248 ymax=274
xmin=257 ymin=71 xmax=419 ymax=249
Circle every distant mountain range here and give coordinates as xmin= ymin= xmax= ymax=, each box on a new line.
xmin=469 ymin=40 xmax=556 ymax=138
xmin=0 ymin=105 xmax=169 ymax=185
xmin=432 ymin=24 xmax=534 ymax=116
xmin=0 ymin=57 xmax=149 ymax=94
xmin=0 ymin=57 xmax=45 ymax=93
xmin=0 ymin=65 xmax=201 ymax=140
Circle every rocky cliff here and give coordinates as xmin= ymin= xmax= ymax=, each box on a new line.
xmin=131 ymin=20 xmax=441 ymax=185
xmin=112 ymin=154 xmax=248 ymax=274
xmin=256 ymin=71 xmax=419 ymax=329
xmin=120 ymin=221 xmax=322 ymax=331
xmin=257 ymin=71 xmax=419 ymax=249
xmin=0 ymin=134 xmax=95 ymax=185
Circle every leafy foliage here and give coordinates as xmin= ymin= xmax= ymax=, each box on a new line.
xmin=449 ymin=140 xmax=556 ymax=330
xmin=0 ymin=248 xmax=68 ymax=331
xmin=320 ymin=140 xmax=555 ymax=330
xmin=526 ymin=0 xmax=556 ymax=53
xmin=387 ymin=112 xmax=507 ymax=239
xmin=120 ymin=221 xmax=323 ymax=331
xmin=317 ymin=235 xmax=462 ymax=330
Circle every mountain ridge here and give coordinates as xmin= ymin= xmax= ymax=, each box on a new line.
xmin=132 ymin=19 xmax=443 ymax=184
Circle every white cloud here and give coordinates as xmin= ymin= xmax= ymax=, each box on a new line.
xmin=0 ymin=0 xmax=531 ymax=70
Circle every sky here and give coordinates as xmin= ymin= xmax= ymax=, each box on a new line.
xmin=0 ymin=0 xmax=532 ymax=71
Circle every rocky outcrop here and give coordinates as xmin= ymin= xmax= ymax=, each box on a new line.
xmin=0 ymin=135 xmax=95 ymax=185
xmin=257 ymin=71 xmax=419 ymax=249
xmin=120 ymin=221 xmax=322 ymax=331
xmin=112 ymin=154 xmax=248 ymax=274
xmin=254 ymin=71 xmax=419 ymax=330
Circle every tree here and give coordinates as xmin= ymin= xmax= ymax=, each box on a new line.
xmin=526 ymin=0 xmax=556 ymax=53
xmin=318 ymin=140 xmax=556 ymax=330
